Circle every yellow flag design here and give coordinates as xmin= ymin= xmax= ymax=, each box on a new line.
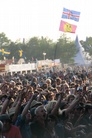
xmin=59 ymin=20 xmax=77 ymax=33
xmin=64 ymin=23 xmax=72 ymax=32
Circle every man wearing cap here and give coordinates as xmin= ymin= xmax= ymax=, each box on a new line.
xmin=0 ymin=114 xmax=22 ymax=138
xmin=30 ymin=105 xmax=47 ymax=138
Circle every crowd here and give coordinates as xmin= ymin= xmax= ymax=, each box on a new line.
xmin=0 ymin=66 xmax=92 ymax=138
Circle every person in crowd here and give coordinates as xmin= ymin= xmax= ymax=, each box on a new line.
xmin=0 ymin=114 xmax=22 ymax=138
xmin=30 ymin=105 xmax=47 ymax=138
xmin=0 ymin=66 xmax=91 ymax=138
xmin=15 ymin=93 xmax=38 ymax=138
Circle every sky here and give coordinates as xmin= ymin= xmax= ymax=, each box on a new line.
xmin=0 ymin=0 xmax=92 ymax=42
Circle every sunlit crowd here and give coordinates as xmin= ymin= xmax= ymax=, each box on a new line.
xmin=0 ymin=66 xmax=92 ymax=138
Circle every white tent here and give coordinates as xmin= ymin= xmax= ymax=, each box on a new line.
xmin=74 ymin=35 xmax=91 ymax=66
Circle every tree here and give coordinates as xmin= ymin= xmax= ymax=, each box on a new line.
xmin=26 ymin=37 xmax=54 ymax=61
xmin=0 ymin=32 xmax=11 ymax=48
xmin=0 ymin=32 xmax=79 ymax=63
xmin=38 ymin=37 xmax=54 ymax=60
xmin=80 ymin=37 xmax=92 ymax=56
xmin=0 ymin=32 xmax=11 ymax=60
xmin=56 ymin=35 xmax=77 ymax=64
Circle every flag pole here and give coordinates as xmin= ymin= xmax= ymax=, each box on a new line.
xmin=53 ymin=44 xmax=58 ymax=71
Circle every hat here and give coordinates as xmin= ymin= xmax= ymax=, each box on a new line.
xmin=8 ymin=107 xmax=15 ymax=116
xmin=30 ymin=107 xmax=36 ymax=118
xmin=45 ymin=100 xmax=64 ymax=115
xmin=45 ymin=100 xmax=57 ymax=113
xmin=0 ymin=114 xmax=11 ymax=122
xmin=30 ymin=100 xmax=42 ymax=109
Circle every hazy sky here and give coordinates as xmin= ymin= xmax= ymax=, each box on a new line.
xmin=0 ymin=0 xmax=91 ymax=42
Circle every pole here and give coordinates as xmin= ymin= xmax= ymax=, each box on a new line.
xmin=53 ymin=44 xmax=58 ymax=71
xmin=43 ymin=52 xmax=46 ymax=71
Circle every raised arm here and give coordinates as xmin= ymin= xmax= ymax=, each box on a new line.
xmin=51 ymin=93 xmax=63 ymax=115
xmin=11 ymin=96 xmax=19 ymax=108
xmin=11 ymin=91 xmax=25 ymax=123
xmin=65 ymin=94 xmax=81 ymax=116
xmin=1 ymin=88 xmax=13 ymax=114
xmin=21 ymin=93 xmax=37 ymax=117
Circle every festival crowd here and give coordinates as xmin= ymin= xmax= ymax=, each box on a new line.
xmin=0 ymin=66 xmax=92 ymax=138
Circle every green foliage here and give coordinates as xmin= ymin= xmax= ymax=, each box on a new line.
xmin=80 ymin=37 xmax=92 ymax=56
xmin=0 ymin=32 xmax=78 ymax=64
xmin=0 ymin=32 xmax=11 ymax=47
xmin=56 ymin=35 xmax=77 ymax=63
xmin=0 ymin=32 xmax=11 ymax=59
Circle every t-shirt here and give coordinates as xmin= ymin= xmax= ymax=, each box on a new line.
xmin=3 ymin=125 xmax=22 ymax=138
xmin=15 ymin=115 xmax=32 ymax=138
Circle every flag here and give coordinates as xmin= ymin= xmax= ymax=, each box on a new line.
xmin=1 ymin=49 xmax=5 ymax=55
xmin=62 ymin=8 xmax=80 ymax=22
xmin=18 ymin=49 xmax=26 ymax=59
xmin=19 ymin=50 xmax=23 ymax=57
xmin=59 ymin=20 xmax=77 ymax=33
xmin=0 ymin=49 xmax=10 ymax=56
xmin=4 ymin=50 xmax=10 ymax=57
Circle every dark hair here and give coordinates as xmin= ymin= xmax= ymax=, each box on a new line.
xmin=0 ymin=114 xmax=11 ymax=123
xmin=85 ymin=104 xmax=92 ymax=112
xmin=67 ymin=94 xmax=75 ymax=102
xmin=42 ymin=83 xmax=48 ymax=89
xmin=45 ymin=114 xmax=58 ymax=126
xmin=31 ymin=82 xmax=37 ymax=88
xmin=60 ymin=101 xmax=67 ymax=110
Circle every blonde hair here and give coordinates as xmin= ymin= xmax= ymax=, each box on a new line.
xmin=46 ymin=79 xmax=51 ymax=84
